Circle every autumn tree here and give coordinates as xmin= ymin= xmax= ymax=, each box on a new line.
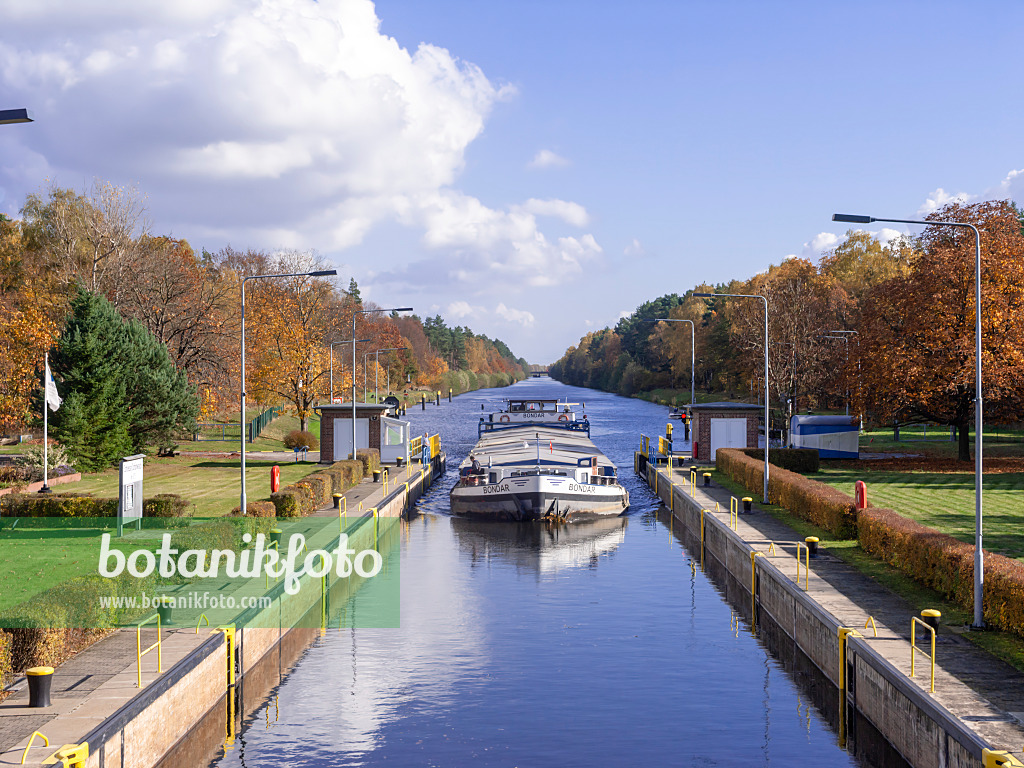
xmin=858 ymin=200 xmax=1024 ymax=460
xmin=246 ymin=251 xmax=340 ymax=431
xmin=21 ymin=180 xmax=149 ymax=305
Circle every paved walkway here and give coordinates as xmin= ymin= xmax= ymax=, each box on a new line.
xmin=0 ymin=467 xmax=410 ymax=766
xmin=660 ymin=463 xmax=1024 ymax=758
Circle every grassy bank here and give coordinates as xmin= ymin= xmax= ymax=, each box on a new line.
xmin=706 ymin=468 xmax=1024 ymax=674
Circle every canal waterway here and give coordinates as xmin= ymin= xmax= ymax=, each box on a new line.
xmin=209 ymin=378 xmax=899 ymax=767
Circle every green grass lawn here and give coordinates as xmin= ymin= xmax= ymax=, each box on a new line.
xmin=178 ymin=411 xmax=321 ymax=453
xmin=860 ymin=425 xmax=1024 ymax=459
xmin=0 ymin=526 xmax=131 ymax=611
xmin=63 ymin=455 xmax=323 ymax=516
xmin=812 ymin=466 xmax=1024 ymax=561
xmin=708 ymin=469 xmax=1024 ymax=674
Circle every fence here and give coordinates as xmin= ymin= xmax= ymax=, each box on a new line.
xmin=249 ymin=406 xmax=282 ymax=442
xmin=192 ymin=406 xmax=282 ymax=443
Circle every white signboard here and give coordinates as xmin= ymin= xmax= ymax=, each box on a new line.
xmin=118 ymin=454 xmax=145 ymax=536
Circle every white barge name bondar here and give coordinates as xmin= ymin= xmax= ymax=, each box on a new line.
xmin=450 ymin=399 xmax=629 ymax=522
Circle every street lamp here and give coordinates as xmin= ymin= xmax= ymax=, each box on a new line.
xmin=0 ymin=108 xmax=33 ymax=125
xmin=240 ymin=268 xmax=337 ymax=514
xmin=351 ymin=307 xmax=413 ymax=459
xmin=834 ymin=212 xmax=985 ymax=628
xmin=646 ymin=318 xmax=695 ymax=406
xmin=373 ymin=347 xmax=407 ymax=404
xmin=693 ymin=291 xmax=770 ymax=504
xmin=330 ymin=339 xmax=369 ymax=403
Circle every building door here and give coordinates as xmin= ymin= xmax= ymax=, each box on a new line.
xmin=334 ymin=418 xmax=369 ymax=461
xmin=710 ymin=418 xmax=747 ymax=460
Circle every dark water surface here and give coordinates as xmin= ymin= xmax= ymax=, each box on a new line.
xmin=210 ymin=379 xmax=886 ymax=767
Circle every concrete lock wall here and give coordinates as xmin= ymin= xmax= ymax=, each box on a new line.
xmin=642 ymin=457 xmax=992 ymax=768
xmin=76 ymin=461 xmax=440 ymax=768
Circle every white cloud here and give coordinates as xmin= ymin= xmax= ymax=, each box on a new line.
xmin=528 ymin=149 xmax=569 ymax=169
xmin=518 ymin=198 xmax=589 ymax=227
xmin=0 ymin=0 xmax=510 ymax=251
xmin=618 ymin=310 xmax=631 ymax=320
xmin=984 ymin=168 xmax=1024 ymax=200
xmin=917 ymin=187 xmax=973 ymax=216
xmin=446 ymin=300 xmax=478 ymax=319
xmin=800 ymin=231 xmax=840 ymax=258
xmin=624 ymin=238 xmax=645 ymax=258
xmin=495 ymin=303 xmax=534 ymax=326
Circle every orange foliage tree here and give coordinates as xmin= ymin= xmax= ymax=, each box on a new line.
xmin=858 ymin=201 xmax=1024 ymax=460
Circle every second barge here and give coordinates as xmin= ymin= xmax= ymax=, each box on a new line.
xmin=450 ymin=399 xmax=629 ymax=522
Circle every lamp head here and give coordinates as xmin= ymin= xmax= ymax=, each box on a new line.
xmin=832 ymin=213 xmax=874 ymax=224
xmin=308 ymin=269 xmax=338 ymax=277
xmin=0 ymin=108 xmax=32 ymax=125
xmin=692 ymin=292 xmax=713 ymax=298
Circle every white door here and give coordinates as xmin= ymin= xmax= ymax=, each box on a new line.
xmin=334 ymin=418 xmax=369 ymax=461
xmin=710 ymin=418 xmax=747 ymax=460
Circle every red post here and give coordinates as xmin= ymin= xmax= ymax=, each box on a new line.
xmin=271 ymin=465 xmax=281 ymax=494
xmin=854 ymin=480 xmax=867 ymax=510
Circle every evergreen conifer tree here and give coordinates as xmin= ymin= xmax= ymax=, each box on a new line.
xmin=50 ymin=286 xmax=199 ymax=470
xmin=50 ymin=287 xmax=133 ymax=470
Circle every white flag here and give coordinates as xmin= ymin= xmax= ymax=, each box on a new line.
xmin=45 ymin=358 xmax=62 ymax=412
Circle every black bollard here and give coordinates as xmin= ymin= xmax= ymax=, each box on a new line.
xmin=742 ymin=497 xmax=753 ymax=513
xmin=448 ymin=388 xmax=452 ymax=402
xmin=435 ymin=391 xmax=440 ymax=406
xmin=921 ymin=609 xmax=941 ymax=631
xmin=333 ymin=493 xmax=343 ymax=509
xmin=27 ymin=667 xmax=53 ymax=708
xmin=270 ymin=528 xmax=283 ymax=548
xmin=421 ymin=395 xmax=426 ymax=411
xmin=703 ymin=472 xmax=711 ymax=487
xmin=805 ymin=536 xmax=819 ymax=558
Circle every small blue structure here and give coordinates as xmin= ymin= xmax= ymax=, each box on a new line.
xmin=789 ymin=415 xmax=860 ymax=459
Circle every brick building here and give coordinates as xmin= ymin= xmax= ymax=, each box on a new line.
xmin=688 ymin=402 xmax=761 ymax=462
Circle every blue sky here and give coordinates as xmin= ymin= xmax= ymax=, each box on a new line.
xmin=1 ymin=0 xmax=1021 ymax=363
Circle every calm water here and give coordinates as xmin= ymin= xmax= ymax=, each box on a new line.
xmin=210 ymin=379 xmax=881 ymax=767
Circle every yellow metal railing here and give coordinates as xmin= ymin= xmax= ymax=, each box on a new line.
xmin=767 ymin=541 xmax=777 ymax=556
xmin=136 ymin=613 xmax=162 ymax=688
xmin=982 ymin=749 xmax=1024 ymax=767
xmin=690 ymin=469 xmax=696 ymax=495
xmin=41 ymin=742 xmax=88 ymax=767
xmin=795 ymin=542 xmax=810 ymax=591
xmin=730 ymin=496 xmax=738 ymax=518
xmin=640 ymin=434 xmax=650 ymax=458
xmin=730 ymin=505 xmax=738 ymax=531
xmin=864 ymin=616 xmax=877 ymax=637
xmin=429 ymin=433 xmax=440 ymax=459
xmin=911 ymin=616 xmax=936 ymax=693
xmin=195 ymin=613 xmax=210 ymax=634
xmin=218 ymin=624 xmax=237 ymax=748
xmin=383 ymin=468 xmax=389 ymax=494
xmin=21 ymin=731 xmax=48 ymax=765
xmin=838 ymin=627 xmax=862 ymax=693
xmin=410 ymin=435 xmax=423 ymax=458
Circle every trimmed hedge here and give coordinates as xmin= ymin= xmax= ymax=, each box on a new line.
xmin=859 ymin=508 xmax=1024 ymax=638
xmin=0 ymin=492 xmax=190 ymax=519
xmin=284 ymin=430 xmax=319 ymax=450
xmin=355 ymin=449 xmax=380 ymax=476
xmin=0 ymin=493 xmax=117 ymax=518
xmin=742 ymin=448 xmax=820 ymax=474
xmin=232 ymin=500 xmax=277 ymax=517
xmin=0 ymin=630 xmax=10 ymax=690
xmin=270 ymin=459 xmax=365 ymax=517
xmin=0 ymin=570 xmax=154 ymax=672
xmin=716 ymin=448 xmax=857 ymax=538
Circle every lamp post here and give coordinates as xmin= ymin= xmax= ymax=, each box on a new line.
xmin=834 ymin=212 xmax=985 ymax=628
xmin=374 ymin=347 xmax=407 ymax=404
xmin=330 ymin=339 xmax=369 ymax=403
xmin=647 ymin=318 xmax=695 ymax=406
xmin=240 ymin=268 xmax=337 ymax=514
xmin=351 ymin=307 xmax=413 ymax=459
xmin=693 ymin=291 xmax=769 ymax=504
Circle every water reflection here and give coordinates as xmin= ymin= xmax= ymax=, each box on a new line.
xmin=452 ymin=516 xmax=628 ymax=574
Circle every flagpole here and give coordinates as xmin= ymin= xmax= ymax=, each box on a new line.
xmin=40 ymin=352 xmax=50 ymax=494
